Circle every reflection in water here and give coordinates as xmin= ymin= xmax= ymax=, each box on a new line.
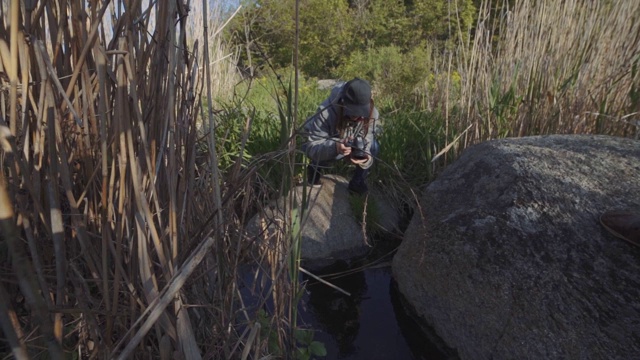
xmin=303 ymin=261 xmax=367 ymax=356
xmin=239 ymin=248 xmax=451 ymax=358
xmin=299 ymin=257 xmax=450 ymax=360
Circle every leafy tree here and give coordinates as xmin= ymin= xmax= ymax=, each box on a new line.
xmin=409 ymin=0 xmax=476 ymax=48
xmin=339 ymin=45 xmax=433 ymax=105
xmin=228 ymin=0 xmax=352 ymax=77
xmin=348 ymin=0 xmax=417 ymax=50
xmin=228 ymin=0 xmax=296 ymax=76
xmin=298 ymin=0 xmax=353 ymax=76
xmin=226 ymin=0 xmax=478 ymax=77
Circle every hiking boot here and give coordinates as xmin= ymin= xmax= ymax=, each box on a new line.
xmin=600 ymin=210 xmax=640 ymax=247
xmin=348 ymin=167 xmax=369 ymax=195
xmin=348 ymin=178 xmax=368 ymax=195
xmin=307 ymin=164 xmax=322 ymax=187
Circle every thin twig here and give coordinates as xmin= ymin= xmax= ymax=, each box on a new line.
xmin=298 ymin=267 xmax=351 ymax=296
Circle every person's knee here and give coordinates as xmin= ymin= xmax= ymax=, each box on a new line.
xmin=309 ymin=159 xmax=332 ymax=169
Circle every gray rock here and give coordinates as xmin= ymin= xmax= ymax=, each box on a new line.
xmin=317 ymin=79 xmax=341 ymax=90
xmin=247 ymin=175 xmax=398 ymax=268
xmin=392 ymin=134 xmax=640 ymax=359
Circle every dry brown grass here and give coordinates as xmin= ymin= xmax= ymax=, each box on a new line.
xmin=0 ymin=1 xmax=298 ymax=359
xmin=423 ymin=0 xmax=640 ymax=156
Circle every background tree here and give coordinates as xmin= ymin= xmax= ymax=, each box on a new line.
xmin=409 ymin=0 xmax=476 ymax=47
xmin=228 ymin=0 xmax=477 ymax=78
xmin=230 ymin=0 xmax=352 ymax=77
xmin=349 ymin=0 xmax=416 ymax=50
xmin=233 ymin=0 xmax=296 ymax=74
xmin=298 ymin=0 xmax=352 ymax=76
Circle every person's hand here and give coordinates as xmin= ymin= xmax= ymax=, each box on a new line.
xmin=336 ymin=139 xmax=352 ymax=156
xmin=350 ymin=154 xmax=370 ymax=165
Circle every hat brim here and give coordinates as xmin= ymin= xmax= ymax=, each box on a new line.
xmin=343 ymin=102 xmax=370 ymax=118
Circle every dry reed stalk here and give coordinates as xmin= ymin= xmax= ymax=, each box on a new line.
xmin=0 ymin=139 xmax=62 ymax=358
xmin=201 ymin=6 xmax=229 ymax=350
xmin=0 ymin=0 xmax=262 ymax=357
xmin=240 ymin=321 xmax=261 ymax=360
xmin=111 ymin=36 xmax=130 ymax=346
xmin=32 ymin=37 xmax=67 ymax=344
xmin=457 ymin=0 xmax=640 ymax=144
xmin=17 ymin=30 xmax=29 ymax=142
xmin=118 ymin=35 xmax=180 ymax=350
xmin=68 ymin=263 xmax=103 ymax=357
xmin=37 ymin=38 xmax=103 ymax=298
xmin=0 ymin=282 xmax=29 ymax=359
xmin=171 ymin=12 xmax=205 ymax=352
xmin=113 ymin=236 xmax=215 ymax=360
xmin=59 ymin=0 xmax=109 ymax=114
xmin=299 ymin=267 xmax=350 ymax=296
xmin=19 ymin=213 xmax=51 ymax=307
xmin=7 ymin=0 xmax=18 ymax=135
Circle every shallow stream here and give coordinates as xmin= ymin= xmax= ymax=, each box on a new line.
xmin=298 ymin=257 xmax=448 ymax=360
xmin=240 ymin=242 xmax=452 ymax=359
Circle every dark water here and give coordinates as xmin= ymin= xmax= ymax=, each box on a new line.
xmin=298 ymin=259 xmax=449 ymax=360
xmin=239 ymin=244 xmax=451 ymax=359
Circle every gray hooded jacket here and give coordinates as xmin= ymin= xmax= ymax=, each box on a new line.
xmin=301 ymin=83 xmax=379 ymax=169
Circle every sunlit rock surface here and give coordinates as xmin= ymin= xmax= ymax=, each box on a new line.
xmin=393 ymin=135 xmax=640 ymax=359
xmin=247 ymin=174 xmax=399 ymax=268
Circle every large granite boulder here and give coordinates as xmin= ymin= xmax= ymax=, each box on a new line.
xmin=247 ymin=175 xmax=399 ymax=268
xmin=392 ymin=135 xmax=640 ymax=359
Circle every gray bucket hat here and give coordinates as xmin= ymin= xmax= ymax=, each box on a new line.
xmin=342 ymin=78 xmax=371 ymax=118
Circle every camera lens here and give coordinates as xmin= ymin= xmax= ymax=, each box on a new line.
xmin=352 ymin=137 xmax=366 ymax=159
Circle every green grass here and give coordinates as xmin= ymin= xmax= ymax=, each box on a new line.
xmin=374 ymin=108 xmax=451 ymax=189
xmin=218 ymin=74 xmax=457 ymax=206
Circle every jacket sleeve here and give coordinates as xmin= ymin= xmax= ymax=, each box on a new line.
xmin=301 ymin=106 xmax=340 ymax=162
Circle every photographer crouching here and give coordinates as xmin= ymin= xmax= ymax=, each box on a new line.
xmin=301 ymin=78 xmax=380 ymax=195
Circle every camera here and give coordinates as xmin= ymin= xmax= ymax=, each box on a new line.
xmin=346 ymin=136 xmax=367 ymax=159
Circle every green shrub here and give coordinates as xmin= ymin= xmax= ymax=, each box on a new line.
xmin=212 ymin=73 xmax=331 ymax=181
xmin=338 ymin=45 xmax=432 ymax=106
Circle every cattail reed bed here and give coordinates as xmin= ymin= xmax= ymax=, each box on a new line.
xmin=452 ymin=0 xmax=640 ymax=146
xmin=0 ymin=1 xmax=292 ymax=358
